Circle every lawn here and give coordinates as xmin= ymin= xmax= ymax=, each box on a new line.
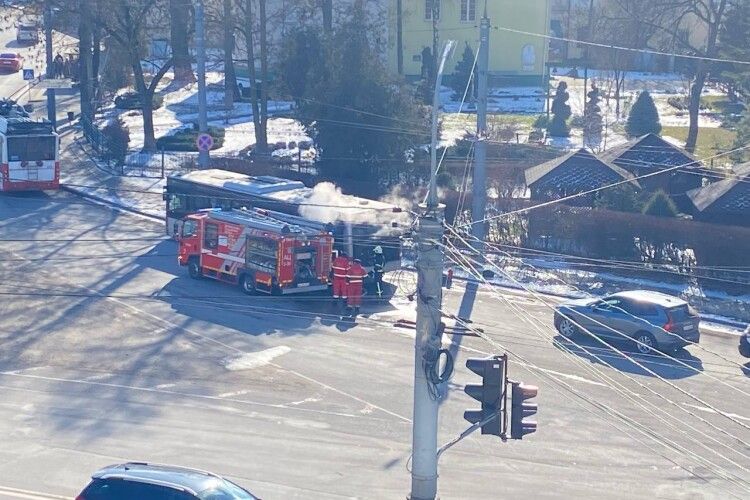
xmin=661 ymin=126 xmax=739 ymax=164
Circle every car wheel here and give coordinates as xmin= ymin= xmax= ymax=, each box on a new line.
xmin=188 ymin=258 xmax=201 ymax=279
xmin=634 ymin=332 xmax=658 ymax=355
xmin=240 ymin=274 xmax=256 ymax=295
xmin=558 ymin=317 xmax=578 ymax=339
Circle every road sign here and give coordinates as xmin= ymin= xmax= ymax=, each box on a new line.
xmin=22 ymin=69 xmax=34 ymax=81
xmin=196 ymin=133 xmax=213 ymax=152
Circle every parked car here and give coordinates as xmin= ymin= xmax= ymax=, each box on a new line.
xmin=76 ymin=462 xmax=259 ymax=500
xmin=114 ymin=90 xmax=163 ymax=110
xmin=0 ymin=53 xmax=23 ymax=72
xmin=16 ymin=22 xmax=39 ymax=44
xmin=554 ymin=290 xmax=701 ymax=354
xmin=739 ymin=325 xmax=750 ymax=359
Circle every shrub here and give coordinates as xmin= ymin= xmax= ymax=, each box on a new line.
xmin=532 ymin=114 xmax=549 ymax=129
xmin=156 ymin=125 xmax=225 ymax=151
xmin=594 ymin=185 xmax=641 ymax=213
xmin=101 ymin=117 xmax=130 ymax=166
xmin=641 ymin=189 xmax=678 ymax=217
xmin=627 ymin=91 xmax=662 ymax=137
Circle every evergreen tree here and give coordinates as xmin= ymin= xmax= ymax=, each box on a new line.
xmin=642 ymin=190 xmax=678 ymax=218
xmin=626 ymin=91 xmax=661 ymax=137
xmin=450 ymin=43 xmax=476 ymax=99
xmin=584 ymin=82 xmax=603 ymax=149
xmin=548 ymin=81 xmax=572 ymax=137
xmin=718 ymin=1 xmax=750 ymax=98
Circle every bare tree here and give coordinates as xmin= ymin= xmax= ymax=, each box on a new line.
xmin=170 ymin=0 xmax=195 ymax=83
xmin=615 ymin=0 xmax=730 ymax=152
xmin=102 ymin=0 xmax=173 ymax=152
xmin=237 ymin=0 xmax=268 ymax=154
xmin=222 ymin=0 xmax=239 ymax=108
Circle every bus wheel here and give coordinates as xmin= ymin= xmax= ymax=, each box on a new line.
xmin=188 ymin=258 xmax=202 ymax=279
xmin=240 ymin=274 xmax=256 ymax=295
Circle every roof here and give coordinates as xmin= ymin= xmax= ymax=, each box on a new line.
xmin=0 ymin=116 xmax=55 ymax=135
xmin=524 ymin=148 xmax=639 ymax=189
xmin=686 ymin=162 xmax=750 ymax=213
xmin=610 ymin=290 xmax=688 ymax=308
xmin=600 ymin=133 xmax=700 ymax=173
xmin=200 ymin=208 xmax=323 ymax=236
xmin=176 ymin=169 xmax=307 ymax=195
xmin=92 ymin=462 xmax=223 ymax=495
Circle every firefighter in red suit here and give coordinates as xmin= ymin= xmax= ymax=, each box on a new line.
xmin=331 ymin=252 xmax=351 ymax=308
xmin=346 ymin=258 xmax=368 ymax=316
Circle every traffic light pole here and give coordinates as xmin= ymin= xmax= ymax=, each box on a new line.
xmin=410 ymin=40 xmax=454 ymax=500
xmin=471 ymin=12 xmax=489 ymax=247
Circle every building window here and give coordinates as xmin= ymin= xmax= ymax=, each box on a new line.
xmin=460 ymin=0 xmax=476 ymax=21
xmin=425 ymin=0 xmax=439 ymax=20
xmin=522 ymin=44 xmax=536 ymax=71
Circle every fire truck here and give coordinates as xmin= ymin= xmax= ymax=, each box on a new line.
xmin=0 ymin=116 xmax=59 ymax=192
xmin=178 ymin=208 xmax=334 ymax=295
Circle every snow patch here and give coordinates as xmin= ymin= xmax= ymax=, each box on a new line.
xmin=223 ymin=346 xmax=291 ymax=371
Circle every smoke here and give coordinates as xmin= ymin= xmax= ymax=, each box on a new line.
xmin=298 ymin=182 xmax=414 ymax=233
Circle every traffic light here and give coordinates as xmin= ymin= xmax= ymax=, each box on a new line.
xmin=463 ymin=355 xmax=507 ymax=436
xmin=509 ymin=380 xmax=538 ymax=439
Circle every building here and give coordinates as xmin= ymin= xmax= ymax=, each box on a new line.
xmin=387 ymin=0 xmax=550 ymax=84
xmin=687 ymin=162 xmax=750 ymax=227
xmin=525 ymin=148 xmax=639 ymax=204
xmin=600 ymin=134 xmax=703 ymax=211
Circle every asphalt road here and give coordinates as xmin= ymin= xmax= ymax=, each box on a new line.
xmin=0 ymin=191 xmax=748 ymax=500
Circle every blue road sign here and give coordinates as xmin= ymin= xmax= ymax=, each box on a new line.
xmin=22 ymin=69 xmax=34 ymax=81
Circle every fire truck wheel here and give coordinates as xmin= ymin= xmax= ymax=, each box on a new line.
xmin=188 ymin=258 xmax=202 ymax=279
xmin=239 ymin=274 xmax=256 ymax=295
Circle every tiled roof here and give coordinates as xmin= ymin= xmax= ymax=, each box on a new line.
xmin=600 ymin=133 xmax=700 ymax=173
xmin=687 ymin=162 xmax=750 ymax=213
xmin=525 ymin=148 xmax=640 ymax=189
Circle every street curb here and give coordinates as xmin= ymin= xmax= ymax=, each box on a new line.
xmin=445 ymin=272 xmax=745 ymax=339
xmin=60 ymin=184 xmax=164 ymax=224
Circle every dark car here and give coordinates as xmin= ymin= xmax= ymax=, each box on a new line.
xmin=554 ymin=290 xmax=701 ymax=354
xmin=77 ymin=462 xmax=259 ymax=500
xmin=740 ymin=326 xmax=750 ymax=359
xmin=114 ymin=91 xmax=163 ymax=110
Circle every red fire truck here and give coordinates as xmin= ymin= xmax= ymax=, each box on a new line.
xmin=178 ymin=208 xmax=334 ymax=295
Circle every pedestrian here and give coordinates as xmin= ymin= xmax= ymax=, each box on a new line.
xmin=372 ymin=245 xmax=385 ymax=298
xmin=346 ymin=258 xmax=368 ymax=317
xmin=53 ymin=53 xmax=63 ymax=78
xmin=63 ymin=56 xmax=71 ymax=78
xmin=331 ymin=251 xmax=351 ymax=311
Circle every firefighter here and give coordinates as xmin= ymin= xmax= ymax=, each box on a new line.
xmin=331 ymin=251 xmax=351 ymax=309
xmin=372 ymin=245 xmax=385 ymax=298
xmin=346 ymin=258 xmax=368 ymax=316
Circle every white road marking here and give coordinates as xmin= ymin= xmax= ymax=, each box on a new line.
xmin=681 ymin=403 xmax=750 ymax=423
xmin=0 ymin=485 xmax=68 ymax=500
xmin=223 ymin=346 xmax=291 ymax=371
xmin=218 ymin=389 xmax=253 ymax=398
xmin=0 ymin=366 xmax=49 ymax=376
xmin=154 ymin=383 xmax=176 ymax=389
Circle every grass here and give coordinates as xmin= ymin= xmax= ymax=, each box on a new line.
xmin=661 ymin=126 xmax=738 ymax=164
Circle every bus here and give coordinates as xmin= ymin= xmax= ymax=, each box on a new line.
xmin=0 ymin=117 xmax=59 ymax=192
xmin=164 ymin=169 xmax=408 ymax=269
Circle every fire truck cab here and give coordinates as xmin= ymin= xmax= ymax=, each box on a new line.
xmin=178 ymin=208 xmax=334 ymax=295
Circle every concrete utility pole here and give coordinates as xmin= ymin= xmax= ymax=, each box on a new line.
xmin=471 ymin=8 xmax=490 ymax=248
xmin=44 ymin=0 xmax=56 ymax=128
xmin=583 ymin=0 xmax=594 ymax=120
xmin=195 ymin=0 xmax=210 ymax=168
xmin=411 ymin=40 xmax=453 ymax=500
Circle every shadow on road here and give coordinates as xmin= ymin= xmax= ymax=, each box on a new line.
xmin=742 ymin=362 xmax=750 ymax=377
xmin=553 ymin=333 xmax=704 ymax=380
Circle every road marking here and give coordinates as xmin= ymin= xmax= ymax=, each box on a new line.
xmin=223 ymin=346 xmax=291 ymax=371
xmin=218 ymin=389 xmax=253 ymax=398
xmin=0 ymin=485 xmax=68 ymax=500
xmin=681 ymin=403 xmax=750 ymax=423
xmin=0 ymin=366 xmax=49 ymax=376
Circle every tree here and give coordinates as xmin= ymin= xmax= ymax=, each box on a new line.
xmin=642 ymin=189 xmax=678 ymax=217
xmin=222 ymin=0 xmax=239 ymax=108
xmin=617 ymin=0 xmax=730 ymax=152
xmin=279 ymin=26 xmax=323 ymax=106
xmin=583 ymin=82 xmax=603 ymax=149
xmin=294 ymin=5 xmax=427 ymax=186
xmin=321 ymin=0 xmax=332 ymax=32
xmin=594 ymin=184 xmax=641 ymax=212
xmin=102 ymin=0 xmax=173 ymax=152
xmin=627 ymin=91 xmax=661 ymax=137
xmin=170 ymin=0 xmax=195 ymax=83
xmin=548 ymin=81 xmax=572 ymax=137
xmin=238 ymin=0 xmax=269 ymax=154
xmin=450 ymin=43 xmax=476 ymax=99
xmin=717 ymin=0 xmax=750 ymax=99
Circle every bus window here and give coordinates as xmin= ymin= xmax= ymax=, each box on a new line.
xmin=168 ymin=194 xmax=185 ymax=213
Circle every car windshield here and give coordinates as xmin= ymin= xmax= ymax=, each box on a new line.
xmin=668 ymin=304 xmax=697 ymax=321
xmin=0 ymin=54 xmax=15 ymax=59
xmin=198 ymin=479 xmax=257 ymax=500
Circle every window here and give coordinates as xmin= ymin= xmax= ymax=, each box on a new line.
xmin=425 ymin=0 xmax=439 ymax=20
xmin=204 ymin=222 xmax=219 ymax=249
xmin=7 ymin=136 xmax=56 ymax=162
xmin=460 ymin=0 xmax=476 ymax=21
xmin=182 ymin=219 xmax=197 ymax=238
xmin=522 ymin=44 xmax=536 ymax=71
